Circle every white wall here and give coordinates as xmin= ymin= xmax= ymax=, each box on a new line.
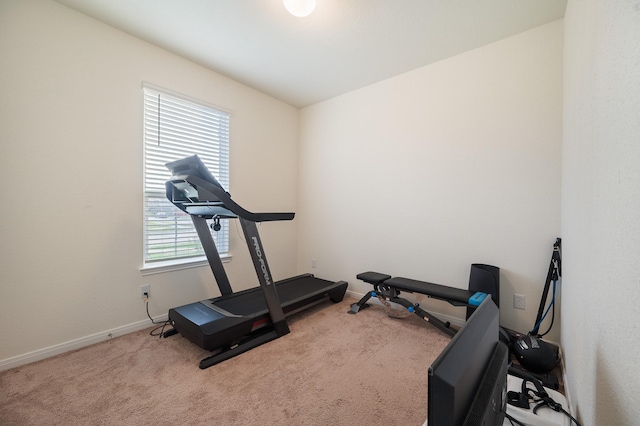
xmin=298 ymin=21 xmax=563 ymax=339
xmin=562 ymin=1 xmax=640 ymax=424
xmin=5 ymin=2 xmax=639 ymax=422
xmin=0 ymin=0 xmax=566 ymax=376
xmin=0 ymin=0 xmax=299 ymax=367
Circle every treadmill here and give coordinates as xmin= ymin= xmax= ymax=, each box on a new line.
xmin=163 ymin=155 xmax=348 ymax=369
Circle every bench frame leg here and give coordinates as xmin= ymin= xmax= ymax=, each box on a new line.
xmin=349 ymin=291 xmax=374 ymax=314
xmin=390 ymin=296 xmax=456 ymax=337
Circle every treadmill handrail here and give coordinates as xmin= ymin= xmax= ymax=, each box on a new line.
xmin=166 ymin=174 xmax=295 ymax=222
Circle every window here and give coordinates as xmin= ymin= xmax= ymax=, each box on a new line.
xmin=142 ymin=84 xmax=230 ymax=268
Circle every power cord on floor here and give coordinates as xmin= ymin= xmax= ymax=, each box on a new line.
xmin=504 ymin=411 xmax=526 ymax=425
xmin=145 ymin=298 xmax=173 ymax=338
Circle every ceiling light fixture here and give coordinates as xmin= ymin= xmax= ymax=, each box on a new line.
xmin=283 ymin=0 xmax=316 ymax=17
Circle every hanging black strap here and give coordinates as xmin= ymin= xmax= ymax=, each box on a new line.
xmin=530 ymin=238 xmax=562 ymax=336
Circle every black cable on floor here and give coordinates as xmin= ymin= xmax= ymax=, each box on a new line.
xmin=145 ymin=299 xmax=173 ymax=337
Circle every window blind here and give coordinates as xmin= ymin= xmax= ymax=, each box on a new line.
xmin=143 ymin=85 xmax=230 ymax=265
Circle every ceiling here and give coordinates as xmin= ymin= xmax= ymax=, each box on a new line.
xmin=55 ymin=0 xmax=567 ymax=108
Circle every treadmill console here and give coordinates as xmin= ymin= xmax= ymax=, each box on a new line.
xmin=166 ymin=154 xmax=225 ymax=190
xmin=165 ymin=154 xmax=294 ymax=222
xmin=165 ymin=155 xmax=237 ymax=219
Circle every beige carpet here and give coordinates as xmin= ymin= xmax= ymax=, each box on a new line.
xmin=0 ymin=297 xmax=452 ymax=425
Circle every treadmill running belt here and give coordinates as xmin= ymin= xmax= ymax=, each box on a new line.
xmin=214 ymin=276 xmax=337 ymax=317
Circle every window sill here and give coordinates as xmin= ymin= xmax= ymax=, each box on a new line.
xmin=140 ymin=254 xmax=232 ymax=276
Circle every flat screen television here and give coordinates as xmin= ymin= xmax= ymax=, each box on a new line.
xmin=427 ymin=297 xmax=508 ymax=426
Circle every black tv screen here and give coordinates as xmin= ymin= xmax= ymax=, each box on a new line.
xmin=427 ymin=297 xmax=507 ymax=426
xmin=463 ymin=341 xmax=508 ymax=425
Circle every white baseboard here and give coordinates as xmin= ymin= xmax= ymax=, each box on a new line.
xmin=0 ymin=314 xmax=168 ymax=372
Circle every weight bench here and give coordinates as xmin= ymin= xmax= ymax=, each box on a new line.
xmin=349 ymin=264 xmax=499 ymax=337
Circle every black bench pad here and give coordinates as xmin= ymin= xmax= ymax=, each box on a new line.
xmin=356 ymin=271 xmax=392 ymax=284
xmin=384 ymin=276 xmax=473 ymax=305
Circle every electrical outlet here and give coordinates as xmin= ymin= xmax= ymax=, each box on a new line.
xmin=311 ymin=259 xmax=317 ymax=269
xmin=513 ymin=294 xmax=526 ymax=310
xmin=140 ymin=284 xmax=150 ymax=300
